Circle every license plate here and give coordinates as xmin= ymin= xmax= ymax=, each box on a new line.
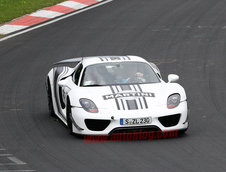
xmin=120 ymin=117 xmax=152 ymax=125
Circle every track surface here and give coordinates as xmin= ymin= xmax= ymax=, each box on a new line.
xmin=0 ymin=0 xmax=226 ymax=171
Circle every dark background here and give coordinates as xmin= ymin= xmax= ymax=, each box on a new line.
xmin=0 ymin=0 xmax=226 ymax=171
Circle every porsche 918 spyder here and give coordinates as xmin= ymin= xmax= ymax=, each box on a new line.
xmin=46 ymin=55 xmax=189 ymax=135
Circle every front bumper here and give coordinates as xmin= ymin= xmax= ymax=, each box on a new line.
xmin=71 ymin=101 xmax=189 ymax=135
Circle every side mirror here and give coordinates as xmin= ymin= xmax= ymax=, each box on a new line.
xmin=168 ymin=74 xmax=179 ymax=83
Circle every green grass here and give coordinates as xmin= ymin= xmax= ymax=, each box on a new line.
xmin=0 ymin=0 xmax=66 ymax=24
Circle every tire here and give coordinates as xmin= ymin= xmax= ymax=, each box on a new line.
xmin=178 ymin=128 xmax=187 ymax=136
xmin=178 ymin=121 xmax=189 ymax=136
xmin=46 ymin=79 xmax=56 ymax=117
xmin=66 ymin=99 xmax=73 ymax=134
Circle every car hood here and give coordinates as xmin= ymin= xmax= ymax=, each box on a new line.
xmin=69 ymin=83 xmax=186 ymax=110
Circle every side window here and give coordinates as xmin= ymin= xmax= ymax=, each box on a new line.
xmin=74 ymin=63 xmax=83 ymax=85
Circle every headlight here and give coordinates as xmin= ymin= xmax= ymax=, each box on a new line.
xmin=167 ymin=94 xmax=180 ymax=109
xmin=79 ymin=98 xmax=98 ymax=113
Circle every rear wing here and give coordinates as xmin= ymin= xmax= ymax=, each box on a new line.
xmin=53 ymin=57 xmax=83 ymax=67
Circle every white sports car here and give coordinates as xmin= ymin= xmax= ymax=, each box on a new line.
xmin=46 ymin=55 xmax=189 ymax=135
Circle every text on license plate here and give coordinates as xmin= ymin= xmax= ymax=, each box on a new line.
xmin=120 ymin=117 xmax=152 ymax=125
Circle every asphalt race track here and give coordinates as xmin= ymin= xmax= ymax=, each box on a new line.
xmin=0 ymin=0 xmax=226 ymax=171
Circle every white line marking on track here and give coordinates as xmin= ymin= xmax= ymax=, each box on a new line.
xmin=7 ymin=157 xmax=26 ymax=165
xmin=0 ymin=170 xmax=36 ymax=172
xmin=0 ymin=149 xmax=6 ymax=151
xmin=0 ymin=0 xmax=113 ymax=42
xmin=0 ymin=163 xmax=21 ymax=166
xmin=0 ymin=154 xmax=12 ymax=156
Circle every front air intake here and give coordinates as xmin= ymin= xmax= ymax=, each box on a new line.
xmin=158 ymin=114 xmax=181 ymax=127
xmin=85 ymin=119 xmax=110 ymax=131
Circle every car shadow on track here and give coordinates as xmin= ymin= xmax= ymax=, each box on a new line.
xmin=73 ymin=130 xmax=189 ymax=144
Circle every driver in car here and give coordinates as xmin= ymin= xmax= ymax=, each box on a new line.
xmin=126 ymin=64 xmax=146 ymax=83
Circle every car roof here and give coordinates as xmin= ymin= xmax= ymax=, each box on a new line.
xmin=81 ymin=55 xmax=148 ymax=67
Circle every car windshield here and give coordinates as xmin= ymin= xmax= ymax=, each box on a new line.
xmin=80 ymin=62 xmax=160 ymax=86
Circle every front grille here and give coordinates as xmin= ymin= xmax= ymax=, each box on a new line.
xmin=85 ymin=119 xmax=110 ymax=131
xmin=158 ymin=114 xmax=181 ymax=127
xmin=109 ymin=125 xmax=161 ymax=135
